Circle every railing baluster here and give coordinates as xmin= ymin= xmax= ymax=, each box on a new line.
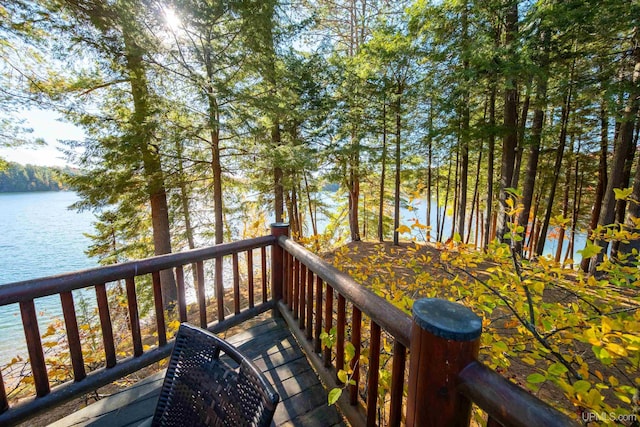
xmin=282 ymin=250 xmax=288 ymax=304
xmin=20 ymin=300 xmax=49 ymax=396
xmin=95 ymin=283 xmax=116 ymax=368
xmin=216 ymin=256 xmax=224 ymax=322
xmin=366 ymin=321 xmax=381 ymax=427
xmin=306 ymin=268 xmax=313 ymax=340
xmin=299 ymin=263 xmax=306 ymax=328
xmin=261 ymin=246 xmax=267 ymax=304
xmin=152 ymin=272 xmax=167 ymax=346
xmin=336 ymin=293 xmax=346 ymax=381
xmin=233 ymin=253 xmax=240 ymax=315
xmin=0 ymin=369 xmax=7 ymax=413
xmin=389 ymin=341 xmax=406 ymax=427
xmin=292 ymin=258 xmax=299 ymax=315
xmin=196 ymin=261 xmax=206 ymax=328
xmin=175 ymin=265 xmax=187 ymax=323
xmin=247 ymin=249 xmax=254 ymax=308
xmin=349 ymin=306 xmax=362 ymax=405
xmin=124 ymin=277 xmax=143 ymax=357
xmin=323 ymin=285 xmax=334 ymax=367
xmin=60 ymin=291 xmax=86 ymax=381
xmin=314 ymin=276 xmax=323 ymax=353
xmin=287 ymin=252 xmax=293 ymax=308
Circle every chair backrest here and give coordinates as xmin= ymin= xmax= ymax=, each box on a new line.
xmin=152 ymin=323 xmax=279 ymax=427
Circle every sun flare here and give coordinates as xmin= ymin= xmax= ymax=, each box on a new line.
xmin=163 ymin=6 xmax=181 ymax=30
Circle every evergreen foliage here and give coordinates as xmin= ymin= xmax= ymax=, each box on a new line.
xmin=0 ymin=161 xmax=71 ymax=192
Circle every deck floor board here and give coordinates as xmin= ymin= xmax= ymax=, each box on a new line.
xmin=49 ymin=316 xmax=346 ymax=427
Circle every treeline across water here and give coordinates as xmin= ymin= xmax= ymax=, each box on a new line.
xmin=0 ymin=162 xmax=72 ymax=192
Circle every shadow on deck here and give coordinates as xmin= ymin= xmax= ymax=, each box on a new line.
xmin=49 ymin=316 xmax=346 ymax=427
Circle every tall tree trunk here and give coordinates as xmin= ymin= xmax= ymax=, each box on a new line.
xmin=436 ymin=155 xmax=442 ymax=242
xmin=457 ymin=0 xmax=470 ymax=242
xmin=580 ymin=96 xmax=609 ymax=271
xmin=565 ymin=150 xmax=583 ymax=267
xmin=427 ymin=98 xmax=434 ymax=242
xmin=611 ymin=127 xmax=638 ymax=257
xmin=176 ymin=140 xmax=196 ymax=251
xmin=451 ymin=140 xmax=459 ymax=240
xmin=273 ymin=124 xmax=284 ymax=222
xmin=175 ymin=140 xmax=198 ymax=285
xmin=555 ymin=138 xmax=574 ymax=263
xmin=440 ymin=156 xmax=453 ymax=241
xmin=348 ymin=128 xmax=361 ymax=242
xmin=527 ymin=191 xmax=541 ymax=256
xmin=207 ymin=95 xmax=224 ymax=245
xmin=303 ymin=171 xmax=318 ymax=237
xmin=511 ymin=85 xmax=531 ymax=190
xmin=619 ymin=124 xmax=640 ymax=261
xmin=123 ymin=25 xmax=176 ymax=308
xmin=485 ymin=83 xmax=496 ymax=247
xmin=515 ymin=34 xmax=549 ymax=254
xmin=393 ymin=89 xmax=402 ymax=246
xmin=496 ymin=0 xmax=519 ymax=241
xmin=466 ymin=144 xmax=482 ymax=245
xmin=378 ymin=99 xmax=387 ymax=242
xmin=593 ymin=42 xmax=640 ymax=269
xmin=536 ymin=57 xmax=575 ymax=256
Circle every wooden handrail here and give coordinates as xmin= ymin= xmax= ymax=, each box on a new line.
xmin=458 ymin=361 xmax=580 ymax=427
xmin=277 ymin=236 xmax=412 ymax=346
xmin=0 ymin=236 xmax=274 ymax=305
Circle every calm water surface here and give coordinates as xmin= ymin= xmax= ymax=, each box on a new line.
xmin=0 ymin=191 xmax=96 ymax=364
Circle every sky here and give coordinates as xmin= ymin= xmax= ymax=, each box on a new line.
xmin=0 ymin=109 xmax=85 ymax=168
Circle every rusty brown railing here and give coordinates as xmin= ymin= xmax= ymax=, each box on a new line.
xmin=0 ymin=223 xmax=580 ymax=427
xmin=0 ymin=235 xmax=275 ymax=426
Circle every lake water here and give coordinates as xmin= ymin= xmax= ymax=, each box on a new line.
xmin=0 ymin=191 xmax=96 ymax=365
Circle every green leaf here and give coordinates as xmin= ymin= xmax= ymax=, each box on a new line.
xmin=328 ymin=388 xmax=342 ymax=405
xmin=615 ymin=391 xmax=631 ymax=404
xmin=572 ymin=380 xmax=591 ymax=394
xmin=547 ymin=362 xmax=568 ymax=376
xmin=345 ymin=342 xmax=356 ymax=362
xmin=337 ymin=370 xmax=348 ymax=384
xmin=493 ymin=341 xmax=508 ymax=352
xmin=527 ymin=373 xmax=547 ymax=384
xmin=578 ymin=241 xmax=602 ymax=259
xmin=613 ymin=187 xmax=633 ymax=201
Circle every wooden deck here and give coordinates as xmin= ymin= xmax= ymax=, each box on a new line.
xmin=49 ymin=316 xmax=347 ymax=427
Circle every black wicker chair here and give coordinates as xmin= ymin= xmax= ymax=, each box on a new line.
xmin=152 ymin=323 xmax=279 ymax=427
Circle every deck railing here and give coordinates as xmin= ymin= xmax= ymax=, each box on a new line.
xmin=272 ymin=223 xmax=579 ymax=427
xmin=0 ymin=235 xmax=276 ymax=426
xmin=0 ymin=223 xmax=579 ymax=426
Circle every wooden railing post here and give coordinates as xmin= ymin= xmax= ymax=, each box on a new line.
xmin=270 ymin=223 xmax=289 ymax=316
xmin=406 ymin=298 xmax=482 ymax=427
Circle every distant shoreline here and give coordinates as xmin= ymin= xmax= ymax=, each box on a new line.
xmin=0 ymin=161 xmax=75 ymax=192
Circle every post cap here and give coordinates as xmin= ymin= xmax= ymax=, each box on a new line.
xmin=412 ymin=298 xmax=482 ymax=341
xmin=270 ymin=222 xmax=289 ymax=228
